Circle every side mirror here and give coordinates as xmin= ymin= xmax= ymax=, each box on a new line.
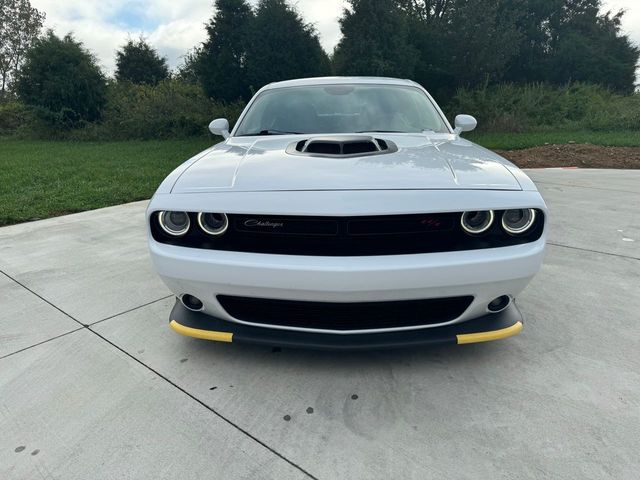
xmin=209 ymin=118 xmax=230 ymax=139
xmin=453 ymin=114 xmax=477 ymax=135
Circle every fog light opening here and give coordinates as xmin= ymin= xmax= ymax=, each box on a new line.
xmin=181 ymin=294 xmax=204 ymax=312
xmin=487 ymin=295 xmax=511 ymax=313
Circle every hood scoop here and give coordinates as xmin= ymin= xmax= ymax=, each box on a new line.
xmin=286 ymin=135 xmax=398 ymax=158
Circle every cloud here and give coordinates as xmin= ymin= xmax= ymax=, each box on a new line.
xmin=293 ymin=0 xmax=345 ymax=52
xmin=603 ymin=0 xmax=640 ymax=48
xmin=30 ymin=0 xmax=348 ymax=75
xmin=29 ymin=0 xmax=639 ymax=77
xmin=147 ymin=18 xmax=209 ymax=65
xmin=30 ymin=0 xmax=213 ymax=73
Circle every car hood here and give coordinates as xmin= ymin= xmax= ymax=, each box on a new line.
xmin=170 ymin=134 xmax=522 ymax=193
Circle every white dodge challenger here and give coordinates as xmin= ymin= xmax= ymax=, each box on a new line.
xmin=147 ymin=77 xmax=547 ymax=349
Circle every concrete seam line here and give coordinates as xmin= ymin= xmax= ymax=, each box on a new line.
xmin=0 ymin=327 xmax=85 ymax=360
xmin=0 ymin=270 xmax=87 ymax=327
xmin=89 ymin=295 xmax=174 ymax=326
xmin=0 ymin=270 xmax=318 ymax=478
xmin=0 ymin=270 xmax=173 ymax=326
xmin=547 ymin=242 xmax=640 ymax=261
xmin=86 ymin=326 xmax=320 ymax=480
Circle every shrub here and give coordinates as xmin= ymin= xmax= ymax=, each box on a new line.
xmin=115 ymin=37 xmax=169 ymax=86
xmin=4 ymin=78 xmax=639 ymax=140
xmin=0 ymin=100 xmax=35 ymax=136
xmin=448 ymin=82 xmax=640 ymax=132
xmin=15 ymin=31 xmax=107 ymax=129
xmin=72 ymin=80 xmax=245 ymax=140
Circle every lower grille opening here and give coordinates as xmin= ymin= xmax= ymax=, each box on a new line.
xmin=217 ymin=295 xmax=473 ymax=331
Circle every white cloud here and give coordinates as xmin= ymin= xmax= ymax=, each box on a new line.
xmin=147 ymin=18 xmax=209 ymax=65
xmin=603 ymin=0 xmax=640 ymax=48
xmin=31 ymin=0 xmax=212 ymax=74
xmin=29 ymin=0 xmax=348 ymax=74
xmin=29 ymin=0 xmax=639 ymax=77
xmin=294 ymin=0 xmax=345 ymax=52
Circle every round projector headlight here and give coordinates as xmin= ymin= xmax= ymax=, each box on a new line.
xmin=461 ymin=210 xmax=494 ymax=235
xmin=158 ymin=211 xmax=190 ymax=236
xmin=197 ymin=212 xmax=228 ymax=236
xmin=502 ymin=209 xmax=536 ymax=235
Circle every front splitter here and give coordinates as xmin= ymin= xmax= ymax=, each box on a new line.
xmin=168 ymin=299 xmax=523 ymax=350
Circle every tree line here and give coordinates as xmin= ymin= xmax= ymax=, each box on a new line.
xmin=0 ymin=0 xmax=638 ymax=132
xmin=195 ymin=0 xmax=637 ymax=101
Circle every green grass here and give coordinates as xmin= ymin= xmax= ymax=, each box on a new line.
xmin=468 ymin=130 xmax=640 ymax=150
xmin=0 ymin=139 xmax=211 ymax=226
xmin=1 ymin=133 xmax=639 ymax=226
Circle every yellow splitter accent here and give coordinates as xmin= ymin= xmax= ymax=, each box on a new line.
xmin=170 ymin=320 xmax=233 ymax=343
xmin=170 ymin=318 xmax=522 ymax=346
xmin=456 ymin=321 xmax=523 ymax=344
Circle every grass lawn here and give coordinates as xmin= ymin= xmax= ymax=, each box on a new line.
xmin=0 ymin=139 xmax=211 ymax=226
xmin=468 ymin=130 xmax=640 ymax=150
xmin=1 ymin=132 xmax=639 ymax=226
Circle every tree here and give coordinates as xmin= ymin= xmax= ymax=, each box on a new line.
xmin=198 ymin=0 xmax=254 ymax=102
xmin=396 ymin=0 xmax=638 ymax=94
xmin=0 ymin=0 xmax=45 ymax=95
xmin=245 ymin=0 xmax=331 ymax=91
xmin=440 ymin=1 xmax=522 ymax=86
xmin=115 ymin=37 xmax=169 ymax=85
xmin=333 ymin=0 xmax=417 ymax=77
xmin=500 ymin=0 xmax=564 ymax=84
xmin=15 ymin=31 xmax=107 ymax=127
xmin=545 ymin=1 xmax=638 ymax=93
xmin=397 ymin=0 xmax=522 ymax=95
xmin=175 ymin=47 xmax=202 ymax=85
xmin=503 ymin=0 xmax=638 ymax=93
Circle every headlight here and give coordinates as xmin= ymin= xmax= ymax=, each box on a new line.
xmin=158 ymin=211 xmax=190 ymax=236
xmin=501 ymin=209 xmax=536 ymax=235
xmin=460 ymin=210 xmax=494 ymax=235
xmin=197 ymin=212 xmax=228 ymax=236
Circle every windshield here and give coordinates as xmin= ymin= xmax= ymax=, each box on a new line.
xmin=234 ymin=84 xmax=449 ymax=136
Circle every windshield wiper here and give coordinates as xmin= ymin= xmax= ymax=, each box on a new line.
xmin=239 ymin=129 xmax=304 ymax=136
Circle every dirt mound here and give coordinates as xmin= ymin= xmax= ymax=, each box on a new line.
xmin=495 ymin=144 xmax=640 ymax=169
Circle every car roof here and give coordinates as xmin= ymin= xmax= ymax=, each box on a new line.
xmin=261 ymin=76 xmax=421 ymax=90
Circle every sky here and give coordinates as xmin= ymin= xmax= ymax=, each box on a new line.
xmin=30 ymin=0 xmax=640 ymax=77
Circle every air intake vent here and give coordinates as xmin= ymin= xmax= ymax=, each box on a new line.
xmin=343 ymin=141 xmax=377 ymax=155
xmin=287 ymin=135 xmax=397 ymax=158
xmin=306 ymin=141 xmax=341 ymax=155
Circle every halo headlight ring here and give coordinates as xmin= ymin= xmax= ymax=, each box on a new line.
xmin=197 ymin=212 xmax=229 ymax=236
xmin=501 ymin=209 xmax=537 ymax=235
xmin=158 ymin=211 xmax=190 ymax=236
xmin=460 ymin=210 xmax=495 ymax=235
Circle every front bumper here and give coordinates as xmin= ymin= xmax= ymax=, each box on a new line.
xmin=149 ymin=238 xmax=544 ymax=334
xmin=169 ymin=299 xmax=524 ymax=350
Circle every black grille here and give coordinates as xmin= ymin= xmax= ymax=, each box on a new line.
xmin=217 ymin=295 xmax=474 ymax=330
xmin=150 ymin=211 xmax=544 ymax=256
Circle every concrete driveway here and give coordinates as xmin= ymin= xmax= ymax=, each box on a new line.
xmin=1 ymin=169 xmax=638 ymax=480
